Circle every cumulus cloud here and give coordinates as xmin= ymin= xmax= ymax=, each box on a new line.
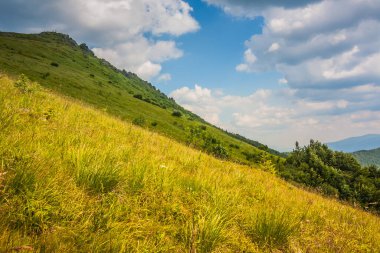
xmin=0 ymin=0 xmax=199 ymax=80
xmin=204 ymin=0 xmax=322 ymax=17
xmin=171 ymin=83 xmax=380 ymax=150
xmin=93 ymin=37 xmax=183 ymax=80
xmin=217 ymin=0 xmax=380 ymax=90
xmin=157 ymin=73 xmax=172 ymax=82
xmin=200 ymin=0 xmax=380 ymax=148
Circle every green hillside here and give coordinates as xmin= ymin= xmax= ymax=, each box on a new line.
xmin=353 ymin=148 xmax=380 ymax=167
xmin=0 ymin=31 xmax=280 ymax=166
xmin=1 ymin=75 xmax=379 ymax=252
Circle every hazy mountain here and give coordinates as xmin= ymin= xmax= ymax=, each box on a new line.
xmin=352 ymin=148 xmax=380 ymax=167
xmin=327 ymin=134 xmax=380 ymax=153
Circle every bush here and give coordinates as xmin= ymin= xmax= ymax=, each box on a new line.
xmin=50 ymin=62 xmax=59 ymax=67
xmin=14 ymin=74 xmax=39 ymax=94
xmin=132 ymin=116 xmax=145 ymax=126
xmin=211 ymin=144 xmax=229 ymax=159
xmin=151 ymin=121 xmax=158 ymax=127
xmin=172 ymin=111 xmax=182 ymax=117
xmin=229 ymin=144 xmax=240 ymax=149
xmin=133 ymin=94 xmax=143 ymax=100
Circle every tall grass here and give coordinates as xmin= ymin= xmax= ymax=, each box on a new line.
xmin=245 ymin=207 xmax=304 ymax=250
xmin=183 ymin=208 xmax=231 ymax=253
xmin=0 ymin=75 xmax=379 ymax=252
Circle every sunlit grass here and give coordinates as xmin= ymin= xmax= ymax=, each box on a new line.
xmin=0 ymin=74 xmax=379 ymax=252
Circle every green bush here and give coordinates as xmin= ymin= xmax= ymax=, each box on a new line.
xmin=50 ymin=62 xmax=59 ymax=67
xmin=211 ymin=144 xmax=229 ymax=159
xmin=172 ymin=111 xmax=182 ymax=117
xmin=132 ymin=116 xmax=145 ymax=126
xmin=14 ymin=74 xmax=38 ymax=93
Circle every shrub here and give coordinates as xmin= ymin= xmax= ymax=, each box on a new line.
xmin=229 ymin=144 xmax=240 ymax=149
xmin=172 ymin=111 xmax=182 ymax=117
xmin=50 ymin=62 xmax=59 ymax=67
xmin=89 ymin=74 xmax=95 ymax=78
xmin=132 ymin=116 xmax=145 ymax=126
xmin=211 ymin=144 xmax=229 ymax=159
xmin=133 ymin=94 xmax=143 ymax=100
xmin=151 ymin=121 xmax=158 ymax=127
xmin=14 ymin=74 xmax=39 ymax=94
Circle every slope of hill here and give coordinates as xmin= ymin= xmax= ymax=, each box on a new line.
xmin=353 ymin=148 xmax=380 ymax=167
xmin=0 ymin=31 xmax=280 ymax=165
xmin=1 ymin=75 xmax=379 ymax=252
xmin=327 ymin=134 xmax=380 ymax=152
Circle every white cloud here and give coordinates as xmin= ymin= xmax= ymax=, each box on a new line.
xmin=227 ymin=0 xmax=380 ymax=89
xmin=235 ymin=64 xmax=249 ymax=72
xmin=136 ymin=61 xmax=162 ymax=80
xmin=171 ymin=83 xmax=380 ymax=150
xmin=0 ymin=0 xmax=199 ymax=80
xmin=93 ymin=37 xmax=183 ymax=80
xmin=202 ymin=0 xmax=380 ymax=149
xmin=268 ymin=42 xmax=280 ymax=52
xmin=158 ymin=73 xmax=172 ymax=82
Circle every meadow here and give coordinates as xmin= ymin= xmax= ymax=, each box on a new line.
xmin=1 ymin=74 xmax=379 ymax=252
xmin=0 ymin=31 xmax=280 ymax=167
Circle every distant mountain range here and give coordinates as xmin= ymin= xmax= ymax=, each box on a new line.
xmin=326 ymin=134 xmax=380 ymax=153
xmin=352 ymin=148 xmax=380 ymax=167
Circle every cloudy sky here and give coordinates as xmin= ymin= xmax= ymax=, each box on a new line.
xmin=1 ymin=0 xmax=380 ymax=150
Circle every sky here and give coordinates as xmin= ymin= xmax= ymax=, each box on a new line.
xmin=1 ymin=0 xmax=380 ymax=151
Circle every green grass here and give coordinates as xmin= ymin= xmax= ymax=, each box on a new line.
xmin=245 ymin=207 xmax=304 ymax=250
xmin=0 ymin=75 xmax=379 ymax=252
xmin=0 ymin=31 xmax=280 ymax=167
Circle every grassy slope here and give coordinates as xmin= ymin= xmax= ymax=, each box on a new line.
xmin=1 ymin=75 xmax=379 ymax=252
xmin=0 ymin=31 xmax=280 ymax=165
xmin=352 ymin=148 xmax=380 ymax=167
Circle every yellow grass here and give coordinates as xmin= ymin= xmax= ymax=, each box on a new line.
xmin=0 ymin=74 xmax=379 ymax=252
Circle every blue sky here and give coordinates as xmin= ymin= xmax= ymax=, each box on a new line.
xmin=159 ymin=0 xmax=276 ymax=95
xmin=1 ymin=0 xmax=380 ymax=150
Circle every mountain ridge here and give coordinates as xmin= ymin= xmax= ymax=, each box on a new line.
xmin=352 ymin=147 xmax=380 ymax=167
xmin=0 ymin=31 xmax=281 ymax=163
xmin=326 ymin=134 xmax=380 ymax=153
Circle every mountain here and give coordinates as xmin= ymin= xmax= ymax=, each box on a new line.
xmin=0 ymin=31 xmax=281 ymax=165
xmin=326 ymin=134 xmax=380 ymax=152
xmin=1 ymin=75 xmax=379 ymax=252
xmin=352 ymin=148 xmax=380 ymax=167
